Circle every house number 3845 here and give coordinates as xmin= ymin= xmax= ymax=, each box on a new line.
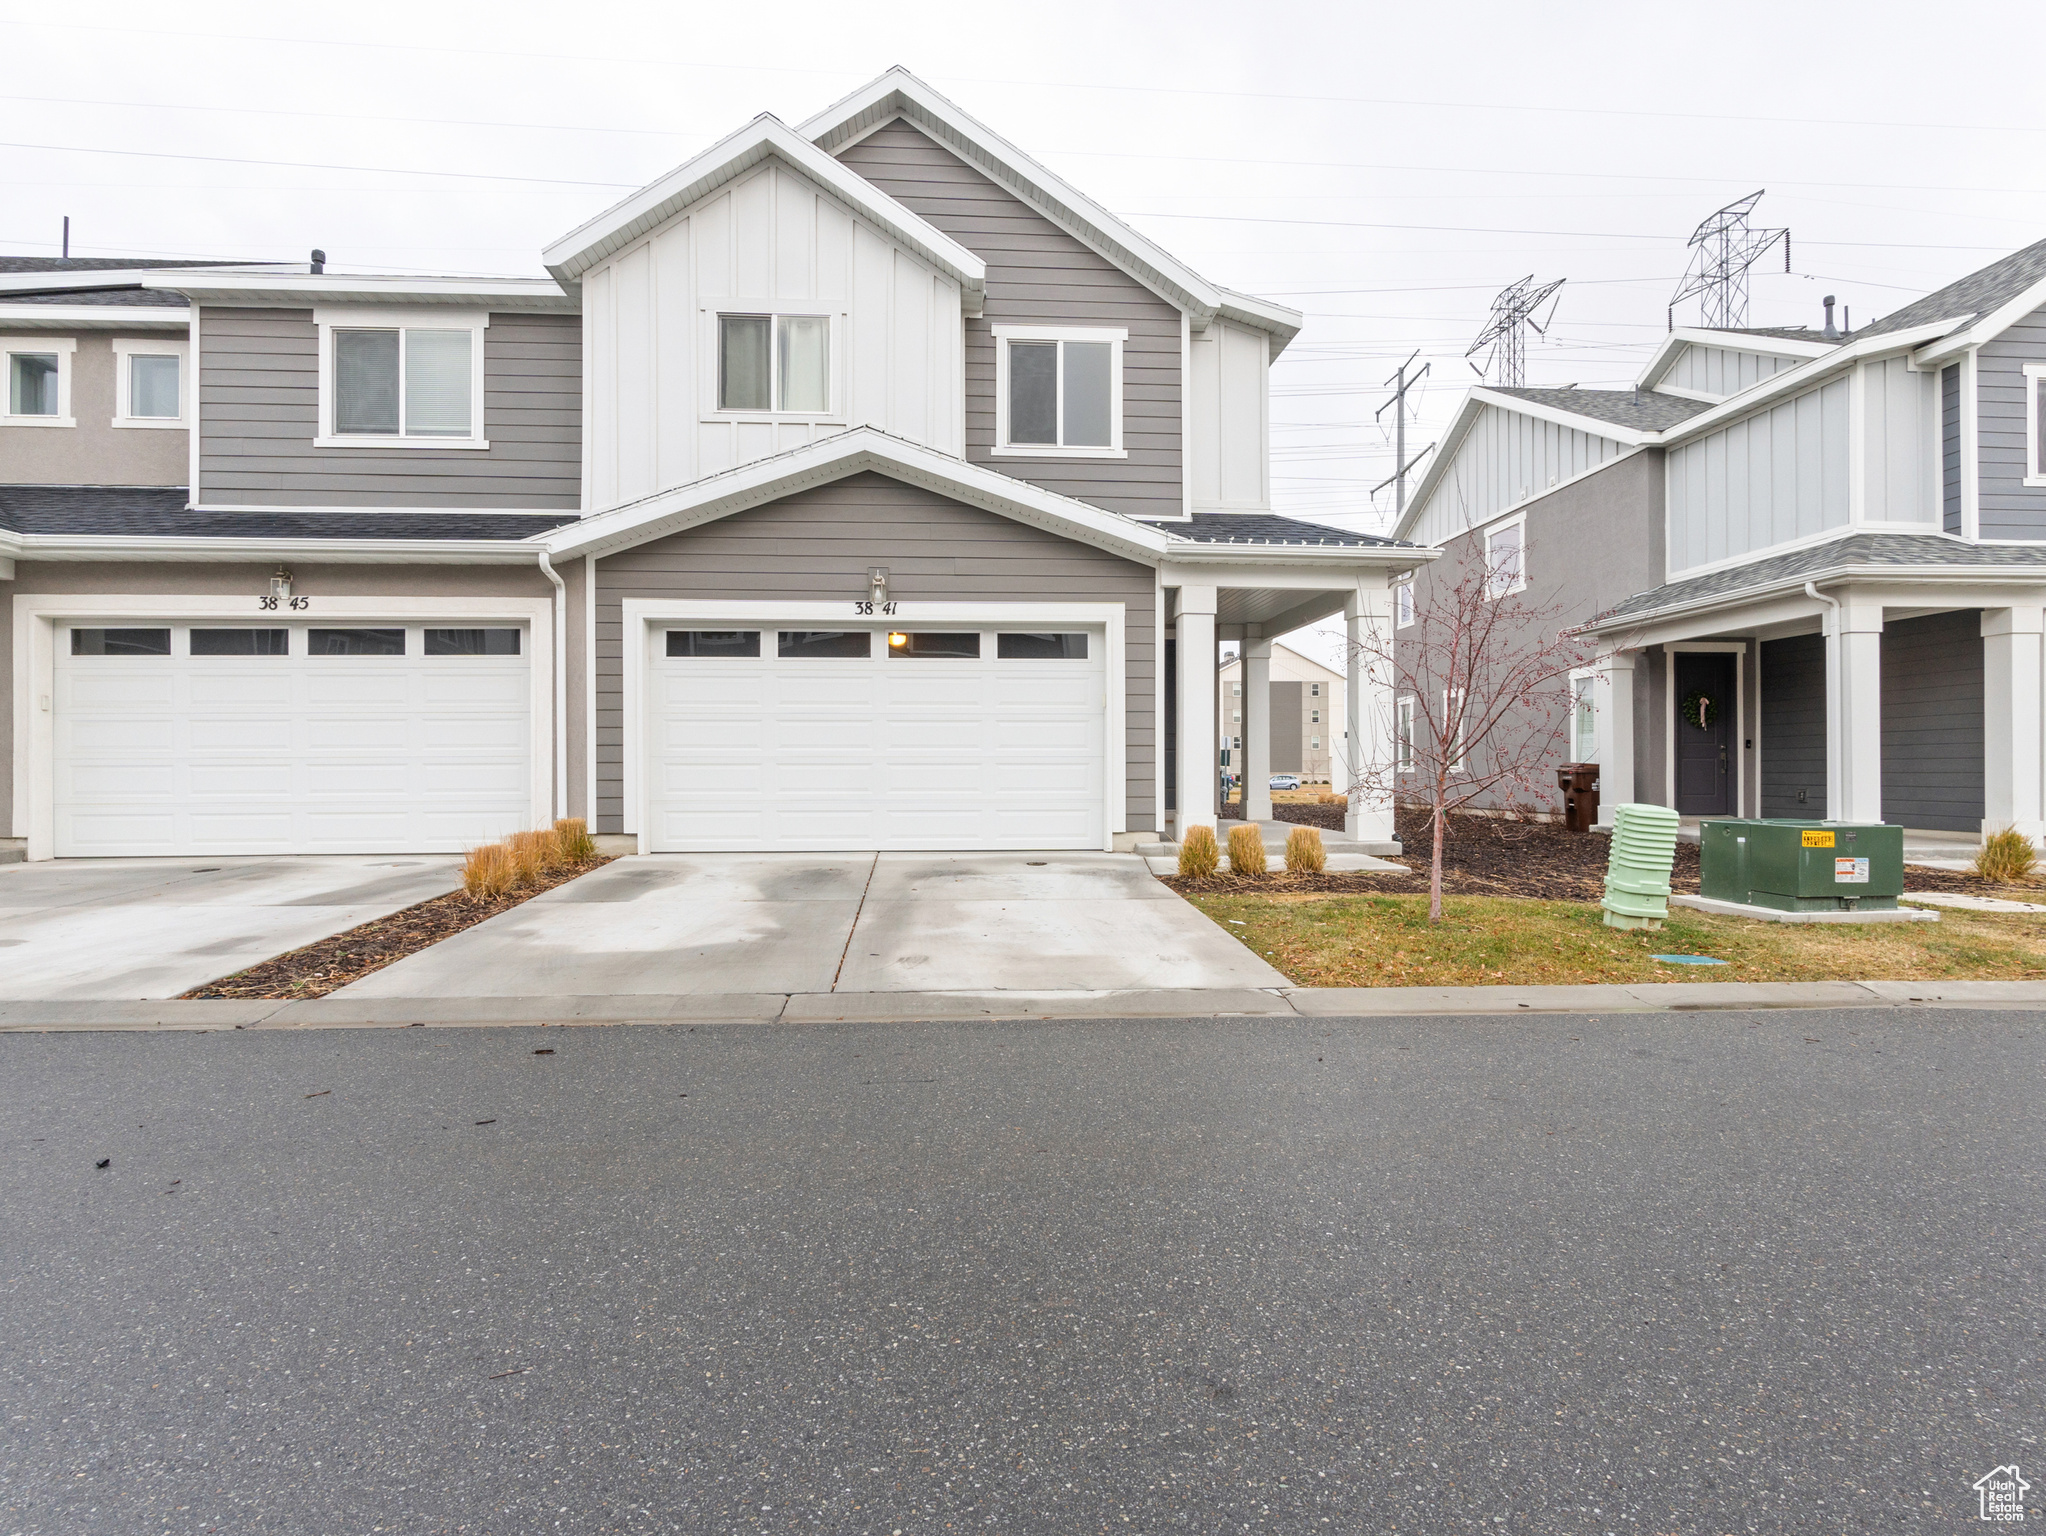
xmin=259 ymin=595 xmax=311 ymax=610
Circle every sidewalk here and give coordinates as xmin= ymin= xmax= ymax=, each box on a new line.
xmin=3 ymin=978 xmax=2043 ymax=1031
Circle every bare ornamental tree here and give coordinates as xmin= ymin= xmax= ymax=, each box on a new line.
xmin=1347 ymin=536 xmax=1597 ymax=922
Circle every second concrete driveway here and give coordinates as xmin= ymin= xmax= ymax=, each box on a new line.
xmin=342 ymin=852 xmax=1287 ymax=997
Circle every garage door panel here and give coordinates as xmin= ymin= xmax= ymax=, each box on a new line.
xmin=421 ymin=716 xmax=527 ymax=751
xmin=663 ymin=673 xmax=768 ymax=707
xmin=188 ymin=674 xmax=295 ymax=706
xmin=880 ymin=717 xmax=988 ymax=751
xmin=776 ymin=674 xmax=879 ymax=706
xmin=302 ymin=717 xmax=414 ymax=751
xmin=62 ymin=717 xmax=176 ymax=752
xmin=187 ymin=763 xmax=297 ymax=797
xmin=64 ymin=763 xmax=175 ymax=797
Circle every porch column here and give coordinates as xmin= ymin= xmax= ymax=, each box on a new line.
xmin=1593 ymin=649 xmax=1636 ymax=828
xmin=1826 ymin=593 xmax=1885 ymax=823
xmin=1175 ymin=586 xmax=1219 ymax=837
xmin=1242 ymin=636 xmax=1273 ymax=823
xmin=1345 ymin=582 xmax=1396 ymax=845
xmin=1982 ymin=605 xmax=2045 ymax=845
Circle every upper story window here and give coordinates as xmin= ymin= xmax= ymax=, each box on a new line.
xmin=112 ymin=338 xmax=187 ymax=429
xmin=1395 ymin=576 xmax=1415 ymax=628
xmin=314 ymin=308 xmax=488 ymax=449
xmin=716 ymin=313 xmax=831 ymax=415
xmin=2026 ymin=364 xmax=2046 ymax=486
xmin=1483 ymin=517 xmax=1526 ymax=600
xmin=992 ymin=324 xmax=1125 ymax=458
xmin=2 ymin=336 xmax=76 ymax=427
xmin=1571 ymin=671 xmax=1597 ymax=761
xmin=1309 ymin=683 xmax=1321 ymax=697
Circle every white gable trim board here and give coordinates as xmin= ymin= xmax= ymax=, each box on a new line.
xmin=620 ymin=599 xmax=1125 ymax=852
xmin=13 ymin=594 xmax=553 ymax=860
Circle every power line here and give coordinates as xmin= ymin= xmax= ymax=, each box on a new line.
xmin=0 ymin=139 xmax=638 ymax=189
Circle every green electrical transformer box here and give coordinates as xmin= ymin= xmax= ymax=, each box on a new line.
xmin=1698 ymin=820 xmax=1905 ymax=911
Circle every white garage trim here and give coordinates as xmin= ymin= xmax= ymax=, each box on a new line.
xmin=13 ymin=593 xmax=552 ymax=860
xmin=620 ymin=598 xmax=1125 ymax=853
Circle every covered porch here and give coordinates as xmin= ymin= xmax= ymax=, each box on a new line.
xmin=1586 ymin=559 xmax=2046 ymax=849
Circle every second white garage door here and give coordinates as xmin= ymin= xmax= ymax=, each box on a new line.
xmin=645 ymin=624 xmax=1107 ymax=851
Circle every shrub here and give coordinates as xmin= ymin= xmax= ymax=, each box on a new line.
xmin=506 ymin=829 xmax=559 ymax=885
xmin=1227 ymin=823 xmax=1268 ymax=877
xmin=1316 ymin=793 xmax=1349 ymax=808
xmin=1178 ymin=824 xmax=1220 ymax=879
xmin=1285 ymin=825 xmax=1326 ymax=875
xmin=462 ymin=842 xmax=515 ymax=899
xmin=553 ymin=817 xmax=597 ymax=863
xmin=1977 ymin=826 xmax=2039 ymax=884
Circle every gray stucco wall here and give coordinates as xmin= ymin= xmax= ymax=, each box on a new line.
xmin=1403 ymin=449 xmax=1665 ymax=812
xmin=0 ymin=333 xmax=188 ymax=487
xmin=590 ymin=470 xmax=1157 ymax=835
xmin=1759 ymin=633 xmax=1826 ymax=819
xmin=1881 ymin=609 xmax=1985 ymax=832
xmin=835 ymin=121 xmax=1184 ymax=522
xmin=1941 ymin=363 xmax=1962 ymax=534
xmin=2 ymin=559 xmax=554 ymax=840
xmin=1977 ymin=303 xmax=2046 ymax=538
xmin=197 ymin=307 xmax=581 ymax=509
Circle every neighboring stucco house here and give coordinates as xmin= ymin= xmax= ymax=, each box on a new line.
xmin=1218 ymin=641 xmax=1344 ymax=789
xmin=1 ymin=69 xmax=1428 ymax=863
xmin=1391 ymin=236 xmax=2046 ymax=845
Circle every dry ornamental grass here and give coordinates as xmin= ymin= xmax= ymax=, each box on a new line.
xmin=1178 ymin=824 xmax=1220 ymax=879
xmin=1227 ymin=824 xmax=1268 ymax=878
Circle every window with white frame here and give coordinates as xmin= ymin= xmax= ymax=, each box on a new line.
xmin=716 ymin=312 xmax=831 ymax=415
xmin=2027 ymin=364 xmax=2046 ymax=485
xmin=2 ymin=336 xmax=75 ymax=426
xmin=1396 ymin=696 xmax=1415 ymax=773
xmin=1483 ymin=517 xmax=1525 ymax=599
xmin=993 ymin=325 xmax=1125 ymax=456
xmin=1394 ymin=576 xmax=1415 ymax=628
xmin=316 ymin=309 xmax=487 ymax=448
xmin=1570 ymin=671 xmax=1597 ymax=761
xmin=112 ymin=338 xmax=186 ymax=428
xmin=1310 ymin=735 xmax=1321 ymax=750
xmin=1310 ymin=709 xmax=1320 ymax=724
xmin=1309 ymin=682 xmax=1320 ymax=697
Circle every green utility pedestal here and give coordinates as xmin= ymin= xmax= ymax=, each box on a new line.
xmin=1698 ymin=820 xmax=1905 ymax=911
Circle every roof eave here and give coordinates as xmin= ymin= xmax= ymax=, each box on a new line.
xmin=145 ymin=274 xmax=576 ymax=309
xmin=0 ymin=532 xmax=546 ymax=563
xmin=1585 ymin=558 xmax=2046 ymax=634
xmin=1164 ymin=540 xmax=1436 ymax=566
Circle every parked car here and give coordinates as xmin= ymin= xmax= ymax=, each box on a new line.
xmin=1269 ymin=774 xmax=1302 ymax=791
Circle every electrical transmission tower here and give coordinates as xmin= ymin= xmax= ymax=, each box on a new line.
xmin=1669 ymin=191 xmax=1790 ymax=330
xmin=1371 ymin=351 xmax=1434 ymax=520
xmin=1465 ymin=275 xmax=1564 ymax=388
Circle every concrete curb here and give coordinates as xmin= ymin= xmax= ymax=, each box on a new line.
xmin=3 ymin=979 xmax=2046 ymax=1031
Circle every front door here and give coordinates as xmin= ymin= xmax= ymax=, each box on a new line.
xmin=1673 ymin=652 xmax=1735 ymax=816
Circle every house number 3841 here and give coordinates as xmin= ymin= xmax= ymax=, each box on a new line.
xmin=852 ymin=600 xmax=898 ymax=615
xmin=259 ymin=595 xmax=311 ymax=610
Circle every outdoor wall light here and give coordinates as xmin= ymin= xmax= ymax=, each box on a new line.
xmin=868 ymin=566 xmax=889 ymax=604
xmin=887 ymin=632 xmax=908 ymax=649
xmin=269 ymin=567 xmax=294 ymax=600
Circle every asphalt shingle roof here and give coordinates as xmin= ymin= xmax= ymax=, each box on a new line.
xmin=1164 ymin=512 xmax=1413 ymax=549
xmin=2 ymin=287 xmax=188 ymax=308
xmin=0 ymin=486 xmax=575 ymax=541
xmin=1595 ymin=534 xmax=2046 ymax=625
xmin=1484 ymin=386 xmax=1715 ymax=432
xmin=1856 ymin=235 xmax=2046 ymax=340
xmin=0 ymin=257 xmax=253 ymax=274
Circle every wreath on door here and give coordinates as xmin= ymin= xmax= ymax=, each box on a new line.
xmin=1680 ymin=689 xmax=1719 ymax=731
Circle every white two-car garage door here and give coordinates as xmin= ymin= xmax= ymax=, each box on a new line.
xmin=53 ymin=622 xmax=535 ymax=857
xmin=645 ymin=624 xmax=1107 ymax=851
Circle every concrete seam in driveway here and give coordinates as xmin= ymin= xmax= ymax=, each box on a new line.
xmin=4 ymin=978 xmax=2046 ymax=1030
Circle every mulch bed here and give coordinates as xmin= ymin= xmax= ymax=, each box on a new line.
xmin=180 ymin=858 xmax=614 ymax=1001
xmin=1166 ymin=805 xmax=2043 ymax=903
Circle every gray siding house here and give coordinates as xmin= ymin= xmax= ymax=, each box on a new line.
xmin=1 ymin=70 xmax=1426 ymax=862
xmin=1393 ymin=237 xmax=2046 ymax=845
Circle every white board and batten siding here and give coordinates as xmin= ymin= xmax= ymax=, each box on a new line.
xmin=1407 ymin=403 xmax=1625 ymax=547
xmin=581 ymin=159 xmax=965 ymax=511
xmin=1660 ymin=344 xmax=1799 ymax=400
xmin=1188 ymin=320 xmax=1269 ymax=510
xmin=1666 ymin=376 xmax=1851 ymax=574
xmin=1858 ymin=357 xmax=1940 ymax=527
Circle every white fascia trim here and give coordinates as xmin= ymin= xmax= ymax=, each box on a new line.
xmin=1651 ymin=383 xmax=1726 ymax=405
xmin=13 ymin=592 xmax=553 ymax=860
xmin=542 ymin=426 xmax=1169 ymax=566
xmin=542 ymin=114 xmax=985 ymax=307
xmin=1911 ymin=272 xmax=2046 ymax=367
xmin=1634 ymin=326 xmax=1841 ymax=392
xmin=0 ymin=533 xmax=545 ymax=565
xmin=0 ymin=267 xmax=259 ymax=295
xmin=1161 ymin=541 xmax=1429 ymax=570
xmin=1658 ymin=319 xmax=1968 ymax=447
xmin=185 ymin=502 xmax=572 ymax=516
xmin=0 ymin=303 xmax=188 ymax=330
xmin=797 ymin=69 xmax=1302 ymax=354
xmin=146 ymin=274 xmax=574 ymax=310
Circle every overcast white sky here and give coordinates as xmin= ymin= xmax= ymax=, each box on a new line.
xmin=9 ymin=0 xmax=2044 ymax=662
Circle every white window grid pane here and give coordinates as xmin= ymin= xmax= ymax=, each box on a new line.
xmin=404 ymin=329 xmax=473 ymax=436
xmin=129 ymin=353 xmax=180 ymax=418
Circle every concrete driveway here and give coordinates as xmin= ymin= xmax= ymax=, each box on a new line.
xmin=0 ymin=857 xmax=464 ymax=1000
xmin=342 ymin=852 xmax=1287 ymax=998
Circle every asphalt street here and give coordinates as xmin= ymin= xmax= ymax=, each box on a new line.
xmin=1 ymin=1009 xmax=2038 ymax=1535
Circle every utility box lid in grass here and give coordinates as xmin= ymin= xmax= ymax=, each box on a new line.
xmin=1699 ymin=819 xmax=1904 ymax=912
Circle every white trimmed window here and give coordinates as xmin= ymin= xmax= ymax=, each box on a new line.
xmin=112 ymin=338 xmax=187 ymax=428
xmin=992 ymin=325 xmax=1126 ymax=458
xmin=2026 ymin=364 xmax=2046 ymax=485
xmin=1570 ymin=669 xmax=1597 ymax=761
xmin=2 ymin=336 xmax=76 ymax=426
xmin=1395 ymin=576 xmax=1415 ymax=627
xmin=1309 ymin=683 xmax=1320 ymax=697
xmin=315 ymin=308 xmax=488 ymax=448
xmin=715 ymin=312 xmax=833 ymax=416
xmin=1396 ymin=696 xmax=1415 ymax=773
xmin=1483 ymin=516 xmax=1525 ymax=600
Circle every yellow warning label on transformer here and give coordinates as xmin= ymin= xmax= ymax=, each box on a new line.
xmin=1802 ymin=829 xmax=1836 ymax=848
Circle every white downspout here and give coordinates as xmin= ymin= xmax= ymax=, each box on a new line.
xmin=538 ymin=550 xmax=567 ymax=822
